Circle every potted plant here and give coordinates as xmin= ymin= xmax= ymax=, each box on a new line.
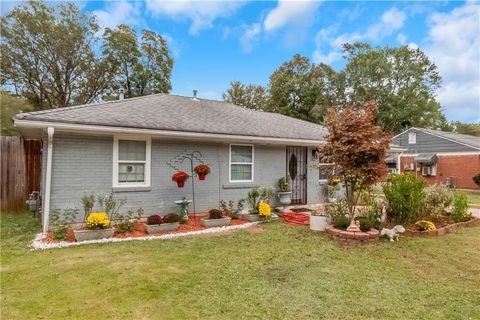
xmin=201 ymin=209 xmax=232 ymax=228
xmin=309 ymin=210 xmax=329 ymax=231
xmin=172 ymin=171 xmax=189 ymax=188
xmin=194 ymin=164 xmax=211 ymax=181
xmin=145 ymin=213 xmax=180 ymax=234
xmin=73 ymin=212 xmax=114 ymax=241
xmin=174 ymin=197 xmax=191 ymax=223
xmin=277 ymin=177 xmax=292 ymax=205
xmin=244 ymin=187 xmax=275 ymax=222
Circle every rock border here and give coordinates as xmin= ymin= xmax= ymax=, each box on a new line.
xmin=405 ymin=217 xmax=480 ymax=237
xmin=31 ymin=221 xmax=260 ymax=250
xmin=325 ymin=225 xmax=380 ymax=243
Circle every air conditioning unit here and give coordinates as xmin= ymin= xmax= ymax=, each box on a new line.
xmin=403 ymin=163 xmax=414 ymax=171
xmin=422 ymin=166 xmax=431 ymax=176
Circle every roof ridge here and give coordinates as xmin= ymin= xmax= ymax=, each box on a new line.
xmin=15 ymin=93 xmax=167 ymax=119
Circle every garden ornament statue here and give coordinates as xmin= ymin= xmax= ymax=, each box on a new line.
xmin=380 ymin=225 xmax=405 ymax=242
xmin=346 ymin=219 xmax=361 ymax=232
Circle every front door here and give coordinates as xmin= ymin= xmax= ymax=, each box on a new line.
xmin=286 ymin=146 xmax=307 ymax=204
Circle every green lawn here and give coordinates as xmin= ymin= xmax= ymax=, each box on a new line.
xmin=2 ymin=212 xmax=480 ymax=320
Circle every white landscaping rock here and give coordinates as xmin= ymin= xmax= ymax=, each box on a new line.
xmin=31 ymin=221 xmax=260 ymax=250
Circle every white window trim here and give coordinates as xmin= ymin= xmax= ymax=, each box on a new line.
xmin=113 ymin=135 xmax=151 ymax=188
xmin=408 ymin=132 xmax=416 ymax=144
xmin=229 ymin=144 xmax=254 ymax=183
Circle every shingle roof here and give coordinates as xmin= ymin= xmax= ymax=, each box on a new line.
xmin=15 ymin=93 xmax=327 ymax=141
xmin=416 ymin=128 xmax=480 ymax=150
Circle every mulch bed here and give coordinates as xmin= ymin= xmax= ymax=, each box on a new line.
xmin=404 ymin=217 xmax=480 ymax=237
xmin=43 ymin=215 xmax=251 ymax=243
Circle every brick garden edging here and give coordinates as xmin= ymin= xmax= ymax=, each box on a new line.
xmin=325 ymin=225 xmax=380 ymax=243
xmin=404 ymin=217 xmax=480 ymax=237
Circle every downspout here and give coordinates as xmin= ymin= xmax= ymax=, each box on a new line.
xmin=42 ymin=127 xmax=54 ymax=235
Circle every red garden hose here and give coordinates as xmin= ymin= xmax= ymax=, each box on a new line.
xmin=282 ymin=212 xmax=310 ymax=225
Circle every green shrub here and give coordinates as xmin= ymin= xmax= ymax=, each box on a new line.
xmin=382 ymin=173 xmax=426 ymax=224
xmin=333 ymin=216 xmax=350 ymax=229
xmin=50 ymin=209 xmax=78 ymax=240
xmin=355 ymin=216 xmax=373 ymax=232
xmin=451 ymin=193 xmax=473 ymax=223
xmin=219 ymin=199 xmax=245 ymax=219
xmin=425 ymin=184 xmax=452 ymax=217
xmin=115 ymin=208 xmax=143 ymax=233
xmin=164 ymin=213 xmax=181 ymax=223
xmin=357 ymin=191 xmax=382 ymax=230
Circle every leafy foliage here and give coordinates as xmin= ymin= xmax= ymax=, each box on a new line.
xmin=354 ymin=216 xmax=373 ymax=232
xmin=97 ymin=193 xmax=126 ymax=221
xmin=102 ymin=24 xmax=173 ymax=98
xmin=81 ymin=193 xmax=95 ymax=221
xmin=451 ymin=193 xmax=473 ymax=223
xmin=448 ymin=121 xmax=480 ymax=137
xmin=473 ymin=173 xmax=480 ymax=187
xmin=277 ymin=177 xmax=290 ymax=192
xmin=222 ymin=81 xmax=268 ymax=111
xmin=1 ymin=0 xmax=113 ymax=109
xmin=50 ymin=209 xmax=78 ymax=240
xmin=0 ymin=92 xmax=33 ymax=135
xmin=114 ymin=208 xmax=143 ymax=233
xmin=320 ymin=102 xmax=391 ymax=218
xmin=425 ymin=184 xmax=452 ymax=217
xmin=325 ymin=199 xmax=350 ymax=229
xmin=382 ymin=173 xmax=426 ymax=224
xmin=219 ymin=199 xmax=245 ymax=219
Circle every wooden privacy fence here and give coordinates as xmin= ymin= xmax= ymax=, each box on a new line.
xmin=0 ymin=136 xmax=41 ymax=212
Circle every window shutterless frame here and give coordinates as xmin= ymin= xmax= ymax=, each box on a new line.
xmin=112 ymin=135 xmax=151 ymax=188
xmin=229 ymin=144 xmax=254 ymax=183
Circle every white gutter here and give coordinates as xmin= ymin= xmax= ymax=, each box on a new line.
xmin=42 ymin=127 xmax=54 ymax=235
xmin=14 ymin=119 xmax=325 ymax=147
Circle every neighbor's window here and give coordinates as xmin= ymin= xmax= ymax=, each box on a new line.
xmin=408 ymin=132 xmax=416 ymax=144
xmin=114 ymin=136 xmax=151 ymax=187
xmin=230 ymin=145 xmax=254 ymax=182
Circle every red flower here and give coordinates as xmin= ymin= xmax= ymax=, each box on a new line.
xmin=172 ymin=171 xmax=190 ymax=182
xmin=194 ymin=164 xmax=211 ymax=175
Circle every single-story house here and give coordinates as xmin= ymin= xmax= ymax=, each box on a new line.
xmin=14 ymin=93 xmax=329 ymax=233
xmin=392 ymin=127 xmax=480 ymax=189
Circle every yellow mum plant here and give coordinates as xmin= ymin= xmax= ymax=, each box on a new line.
xmin=86 ymin=212 xmax=110 ymax=229
xmin=415 ymin=220 xmax=436 ymax=231
xmin=258 ymin=202 xmax=271 ymax=218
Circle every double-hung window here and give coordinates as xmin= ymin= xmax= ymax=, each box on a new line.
xmin=113 ymin=136 xmax=151 ymax=188
xmin=230 ymin=144 xmax=254 ymax=182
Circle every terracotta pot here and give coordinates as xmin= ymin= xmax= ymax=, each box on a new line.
xmin=198 ymin=174 xmax=206 ymax=181
xmin=177 ymin=181 xmax=185 ymax=188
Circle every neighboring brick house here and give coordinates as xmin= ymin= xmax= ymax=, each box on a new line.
xmin=392 ymin=127 xmax=480 ymax=189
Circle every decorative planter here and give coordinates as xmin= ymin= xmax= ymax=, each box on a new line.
xmin=310 ymin=215 xmax=329 ymax=231
xmin=244 ymin=214 xmax=260 ymax=222
xmin=277 ymin=191 xmax=292 ymax=205
xmin=198 ymin=174 xmax=206 ymax=181
xmin=201 ymin=217 xmax=231 ymax=228
xmin=145 ymin=222 xmax=180 ymax=234
xmin=176 ymin=181 xmax=185 ymax=188
xmin=73 ymin=228 xmax=114 ymax=242
xmin=325 ymin=225 xmax=380 ymax=243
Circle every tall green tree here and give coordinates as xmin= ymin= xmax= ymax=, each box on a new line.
xmin=0 ymin=0 xmax=113 ymax=109
xmin=222 ymin=81 xmax=268 ymax=111
xmin=267 ymin=54 xmax=336 ymax=124
xmin=449 ymin=121 xmax=480 ymax=136
xmin=102 ymin=25 xmax=173 ymax=98
xmin=1 ymin=92 xmax=34 ymax=135
xmin=341 ymin=43 xmax=447 ymax=133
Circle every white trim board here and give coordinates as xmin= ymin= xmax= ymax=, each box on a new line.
xmin=112 ymin=135 xmax=151 ymax=189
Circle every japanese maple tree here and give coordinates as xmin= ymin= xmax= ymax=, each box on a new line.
xmin=320 ymin=101 xmax=391 ymax=218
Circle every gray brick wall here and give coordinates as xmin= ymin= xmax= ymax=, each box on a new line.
xmin=45 ymin=133 xmax=322 ymax=221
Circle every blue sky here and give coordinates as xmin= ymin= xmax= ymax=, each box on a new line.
xmin=2 ymin=1 xmax=479 ymax=122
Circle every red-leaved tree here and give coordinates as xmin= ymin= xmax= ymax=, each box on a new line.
xmin=320 ymin=101 xmax=391 ymax=218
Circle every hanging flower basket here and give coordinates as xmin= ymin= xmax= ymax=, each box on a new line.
xmin=194 ymin=164 xmax=211 ymax=181
xmin=172 ymin=171 xmax=189 ymax=188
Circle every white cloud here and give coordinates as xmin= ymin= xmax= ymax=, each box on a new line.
xmin=407 ymin=42 xmax=418 ymax=50
xmin=93 ymin=0 xmax=142 ymax=31
xmin=397 ymin=33 xmax=407 ymax=45
xmin=145 ymin=0 xmax=244 ymax=35
xmin=313 ymin=7 xmax=407 ymax=64
xmin=240 ymin=23 xmax=261 ymax=53
xmin=263 ymin=0 xmax=321 ymax=32
xmin=425 ymin=2 xmax=480 ymax=122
